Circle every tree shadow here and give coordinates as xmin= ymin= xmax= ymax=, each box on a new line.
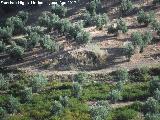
xmin=92 ymin=34 xmax=117 ymax=43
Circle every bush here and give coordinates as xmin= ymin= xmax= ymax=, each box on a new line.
xmin=27 ymin=32 xmax=41 ymax=48
xmin=25 ymin=26 xmax=43 ymax=35
xmin=123 ymin=43 xmax=134 ymax=61
xmin=51 ymin=100 xmax=63 ymax=116
xmin=149 ymin=76 xmax=160 ymax=93
xmin=120 ymin=0 xmax=133 ymax=15
xmin=90 ymin=100 xmax=110 ymax=120
xmin=51 ymin=4 xmax=67 ymax=18
xmin=109 ymin=89 xmax=122 ymax=103
xmin=137 ymin=10 xmax=155 ymax=26
xmin=153 ymin=0 xmax=160 ymax=5
xmin=0 ymin=41 xmax=6 ymax=53
xmin=116 ymin=81 xmax=124 ymax=91
xmin=5 ymin=95 xmax=20 ymax=114
xmin=31 ymin=74 xmax=48 ymax=92
xmin=75 ymin=31 xmax=91 ymax=44
xmin=72 ymin=83 xmax=82 ymax=99
xmin=143 ymin=97 xmax=159 ymax=114
xmin=0 ymin=27 xmax=13 ymax=44
xmin=114 ymin=108 xmax=138 ymax=120
xmin=131 ymin=32 xmax=143 ymax=52
xmin=154 ymin=88 xmax=160 ymax=101
xmin=95 ymin=13 xmax=109 ymax=30
xmin=40 ymin=35 xmax=59 ymax=52
xmin=145 ymin=113 xmax=160 ymax=120
xmin=83 ymin=12 xmax=94 ymax=26
xmin=17 ymin=11 xmax=29 ymax=23
xmin=0 ymin=74 xmax=9 ymax=90
xmin=59 ymin=96 xmax=69 ymax=108
xmin=6 ymin=16 xmax=24 ymax=35
xmin=107 ymin=24 xmax=118 ymax=34
xmin=9 ymin=45 xmax=24 ymax=60
xmin=0 ymin=107 xmax=7 ymax=120
xmin=116 ymin=18 xmax=128 ymax=33
xmin=58 ymin=19 xmax=72 ymax=34
xmin=20 ymin=87 xmax=32 ymax=103
xmin=74 ymin=72 xmax=89 ymax=85
xmin=38 ymin=12 xmax=51 ymax=27
xmin=115 ymin=68 xmax=128 ymax=82
xmin=86 ymin=1 xmax=97 ymax=16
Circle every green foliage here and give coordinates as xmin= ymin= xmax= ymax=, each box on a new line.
xmin=75 ymin=31 xmax=91 ymax=44
xmin=116 ymin=81 xmax=124 ymax=91
xmin=69 ymin=23 xmax=83 ymax=39
xmin=90 ymin=100 xmax=110 ymax=120
xmin=86 ymin=1 xmax=97 ymax=16
xmin=137 ymin=10 xmax=155 ymax=26
xmin=114 ymin=108 xmax=138 ymax=120
xmin=5 ymin=95 xmax=20 ymax=114
xmin=115 ymin=68 xmax=128 ymax=82
xmin=84 ymin=12 xmax=94 ymax=26
xmin=17 ymin=11 xmax=29 ymax=23
xmin=51 ymin=100 xmax=63 ymax=116
xmin=51 ymin=4 xmax=67 ymax=18
xmin=0 ymin=27 xmax=13 ymax=44
xmin=38 ymin=12 xmax=51 ymax=27
xmin=59 ymin=96 xmax=69 ymax=107
xmin=25 ymin=26 xmax=43 ymax=35
xmin=95 ymin=13 xmax=109 ymax=30
xmin=9 ymin=45 xmax=24 ymax=60
xmin=145 ymin=113 xmax=160 ymax=120
xmin=149 ymin=76 xmax=160 ymax=94
xmin=40 ymin=35 xmax=59 ymax=52
xmin=0 ymin=41 xmax=6 ymax=53
xmin=123 ymin=43 xmax=134 ymax=61
xmin=27 ymin=32 xmax=41 ymax=48
xmin=74 ymin=72 xmax=89 ymax=85
xmin=0 ymin=107 xmax=7 ymax=120
xmin=109 ymin=89 xmax=122 ymax=103
xmin=6 ymin=16 xmax=24 ymax=34
xmin=0 ymin=74 xmax=9 ymax=90
xmin=131 ymin=32 xmax=143 ymax=48
xmin=30 ymin=74 xmax=48 ymax=92
xmin=154 ymin=88 xmax=160 ymax=101
xmin=57 ymin=19 xmax=72 ymax=34
xmin=20 ymin=87 xmax=32 ymax=103
xmin=153 ymin=0 xmax=160 ymax=5
xmin=72 ymin=83 xmax=83 ymax=99
xmin=107 ymin=24 xmax=118 ymax=34
xmin=116 ymin=18 xmax=128 ymax=33
xmin=143 ymin=97 xmax=159 ymax=114
xmin=120 ymin=0 xmax=133 ymax=15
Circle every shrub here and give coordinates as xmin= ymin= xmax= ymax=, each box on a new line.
xmin=149 ymin=76 xmax=160 ymax=94
xmin=153 ymin=0 xmax=160 ymax=5
xmin=40 ymin=35 xmax=59 ymax=52
xmin=116 ymin=81 xmax=124 ymax=91
xmin=0 ymin=107 xmax=7 ymax=120
xmin=51 ymin=4 xmax=67 ymax=18
xmin=90 ymin=100 xmax=110 ymax=120
xmin=25 ymin=26 xmax=43 ymax=35
xmin=74 ymin=72 xmax=89 ymax=85
xmin=59 ymin=96 xmax=69 ymax=107
xmin=75 ymin=31 xmax=91 ymax=44
xmin=137 ymin=10 xmax=155 ymax=26
xmin=114 ymin=108 xmax=138 ymax=120
xmin=17 ymin=11 xmax=29 ymax=23
xmin=154 ymin=88 xmax=160 ymax=101
xmin=115 ymin=68 xmax=128 ymax=82
xmin=143 ymin=97 xmax=159 ymax=114
xmin=0 ymin=74 xmax=9 ymax=90
xmin=5 ymin=95 xmax=20 ymax=114
xmin=95 ymin=13 xmax=109 ymax=30
xmin=116 ymin=18 xmax=128 ymax=33
xmin=0 ymin=41 xmax=6 ymax=53
xmin=72 ymin=83 xmax=82 ymax=99
xmin=20 ymin=87 xmax=32 ymax=103
xmin=27 ymin=32 xmax=41 ymax=48
xmin=84 ymin=12 xmax=94 ymax=26
xmin=9 ymin=45 xmax=24 ymax=60
xmin=58 ymin=19 xmax=72 ymax=34
xmin=131 ymin=32 xmax=143 ymax=51
xmin=51 ymin=100 xmax=63 ymax=116
xmin=38 ymin=12 xmax=51 ymax=27
xmin=86 ymin=1 xmax=97 ymax=16
xmin=107 ymin=24 xmax=118 ymax=35
xmin=120 ymin=0 xmax=133 ymax=15
xmin=109 ymin=89 xmax=122 ymax=103
xmin=6 ymin=16 xmax=24 ymax=34
xmin=123 ymin=43 xmax=134 ymax=61
xmin=0 ymin=27 xmax=13 ymax=44
xmin=31 ymin=74 xmax=48 ymax=92
xmin=145 ymin=113 xmax=160 ymax=120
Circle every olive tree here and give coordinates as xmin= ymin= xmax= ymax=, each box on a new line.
xmin=74 ymin=72 xmax=89 ymax=85
xmin=59 ymin=96 xmax=69 ymax=108
xmin=120 ymin=0 xmax=133 ymax=16
xmin=51 ymin=4 xmax=67 ymax=18
xmin=109 ymin=89 xmax=122 ymax=103
xmin=51 ymin=100 xmax=63 ymax=116
xmin=154 ymin=88 xmax=160 ymax=101
xmin=75 ymin=31 xmax=91 ymax=44
xmin=0 ymin=41 xmax=6 ymax=53
xmin=20 ymin=87 xmax=32 ymax=103
xmin=115 ymin=68 xmax=129 ymax=82
xmin=0 ymin=27 xmax=13 ymax=44
xmin=27 ymin=32 xmax=41 ymax=48
xmin=123 ymin=43 xmax=134 ymax=61
xmin=17 ymin=11 xmax=29 ymax=23
xmin=72 ymin=83 xmax=83 ymax=99
xmin=0 ymin=74 xmax=9 ymax=90
xmin=149 ymin=76 xmax=160 ymax=94
xmin=117 ymin=18 xmax=128 ymax=33
xmin=9 ymin=45 xmax=24 ymax=60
